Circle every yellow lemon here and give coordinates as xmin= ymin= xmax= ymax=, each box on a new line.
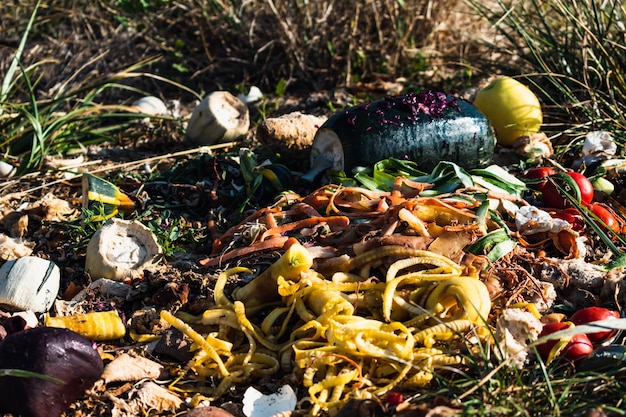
xmin=473 ymin=76 xmax=543 ymax=147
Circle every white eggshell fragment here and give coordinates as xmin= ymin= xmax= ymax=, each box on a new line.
xmin=242 ymin=385 xmax=297 ymax=417
xmin=85 ymin=218 xmax=161 ymax=282
xmin=0 ymin=160 xmax=16 ymax=178
xmin=237 ymin=86 xmax=263 ymax=104
xmin=186 ymin=91 xmax=250 ymax=145
xmin=132 ymin=96 xmax=169 ymax=116
xmin=0 ymin=256 xmax=61 ymax=313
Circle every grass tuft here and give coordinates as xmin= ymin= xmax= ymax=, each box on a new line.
xmin=466 ymin=0 xmax=626 ymax=147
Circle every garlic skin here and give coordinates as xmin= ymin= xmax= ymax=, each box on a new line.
xmin=85 ymin=218 xmax=161 ymax=282
xmin=0 ymin=256 xmax=61 ymax=313
xmin=186 ymin=91 xmax=250 ymax=145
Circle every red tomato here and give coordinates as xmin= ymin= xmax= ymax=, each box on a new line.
xmin=552 ymin=208 xmax=585 ymax=231
xmin=588 ymin=203 xmax=620 ymax=233
xmin=524 ymin=167 xmax=557 ymax=192
xmin=536 ymin=322 xmax=594 ymax=363
xmin=541 ymin=172 xmax=594 ymax=209
xmin=570 ymin=306 xmax=621 ymax=344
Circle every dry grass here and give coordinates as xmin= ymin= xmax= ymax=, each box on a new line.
xmin=0 ymin=0 xmax=495 ymax=102
xmin=466 ymin=0 xmax=626 ymax=144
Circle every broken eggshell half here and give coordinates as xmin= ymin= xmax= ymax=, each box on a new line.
xmin=186 ymin=91 xmax=250 ymax=145
xmin=132 ymin=95 xmax=169 ymax=116
xmin=85 ymin=218 xmax=161 ymax=282
xmin=0 ymin=256 xmax=61 ymax=313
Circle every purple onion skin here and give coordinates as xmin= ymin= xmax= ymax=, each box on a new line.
xmin=0 ymin=326 xmax=104 ymax=417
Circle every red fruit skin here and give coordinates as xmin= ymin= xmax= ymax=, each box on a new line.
xmin=570 ymin=306 xmax=621 ymax=344
xmin=564 ymin=333 xmax=595 ymax=362
xmin=385 ymin=392 xmax=404 ymax=406
xmin=524 ymin=167 xmax=557 ymax=192
xmin=541 ymin=172 xmax=594 ymax=209
xmin=536 ymin=322 xmax=569 ymax=362
xmin=536 ymin=322 xmax=594 ymax=363
xmin=552 ymin=208 xmax=585 ymax=231
xmin=588 ymin=203 xmax=620 ymax=234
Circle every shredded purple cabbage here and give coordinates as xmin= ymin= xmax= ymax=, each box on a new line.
xmin=387 ymin=90 xmax=459 ymax=119
xmin=349 ymin=89 xmax=460 ymax=129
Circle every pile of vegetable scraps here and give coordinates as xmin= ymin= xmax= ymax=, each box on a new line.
xmin=154 ymin=154 xmax=625 ymax=415
xmin=5 ymin=84 xmax=626 ymax=417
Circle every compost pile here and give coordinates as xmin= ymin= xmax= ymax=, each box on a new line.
xmin=1 ymin=87 xmax=626 ymax=417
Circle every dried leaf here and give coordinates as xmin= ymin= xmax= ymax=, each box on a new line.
xmin=0 ymin=233 xmax=35 ymax=261
xmin=184 ymin=406 xmax=236 ymax=417
xmin=28 ymin=193 xmax=77 ymax=221
xmin=102 ymin=353 xmax=166 ymax=384
xmin=11 ymin=213 xmax=28 ymax=238
xmin=131 ymin=381 xmax=183 ymax=412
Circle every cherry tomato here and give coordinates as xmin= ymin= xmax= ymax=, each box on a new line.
xmin=536 ymin=322 xmax=594 ymax=363
xmin=588 ymin=203 xmax=620 ymax=234
xmin=541 ymin=172 xmax=594 ymax=209
xmin=570 ymin=306 xmax=621 ymax=344
xmin=552 ymin=208 xmax=585 ymax=231
xmin=523 ymin=167 xmax=557 ymax=192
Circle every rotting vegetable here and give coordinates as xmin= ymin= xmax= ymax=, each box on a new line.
xmin=232 ymin=240 xmax=314 ymax=311
xmin=523 ymin=166 xmax=556 ymax=192
xmin=186 ymin=91 xmax=250 ymax=145
xmin=588 ymin=202 xmax=621 ymax=234
xmin=570 ymin=307 xmax=621 ymax=344
xmin=0 ymin=256 xmax=60 ymax=313
xmin=306 ymin=90 xmax=496 ymax=178
xmin=472 ymin=76 xmax=543 ymax=147
xmin=82 ymin=173 xmax=138 ymax=222
xmin=85 ymin=217 xmax=162 ymax=282
xmin=535 ymin=321 xmax=594 ymax=365
xmin=45 ymin=309 xmax=127 ymax=341
xmin=0 ymin=327 xmax=103 ymax=417
xmin=541 ymin=172 xmax=594 ymax=209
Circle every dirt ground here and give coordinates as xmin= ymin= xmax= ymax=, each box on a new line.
xmin=2 ymin=2 xmax=626 ymax=417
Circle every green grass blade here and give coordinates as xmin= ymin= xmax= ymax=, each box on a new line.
xmin=0 ymin=0 xmax=41 ymax=108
